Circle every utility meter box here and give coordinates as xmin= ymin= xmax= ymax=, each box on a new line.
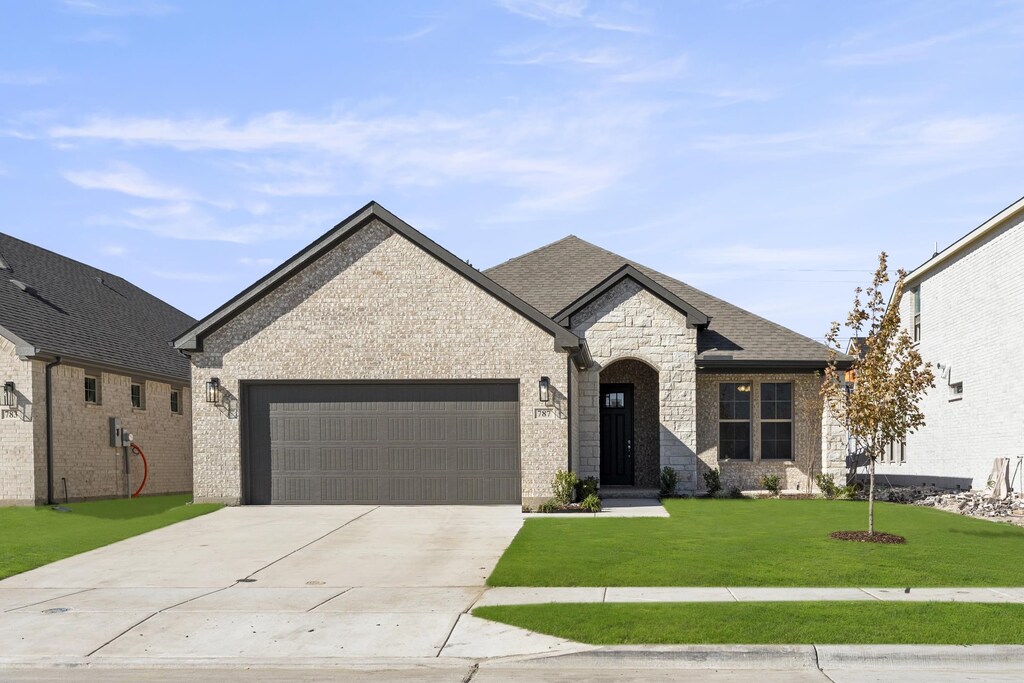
xmin=109 ymin=417 xmax=122 ymax=448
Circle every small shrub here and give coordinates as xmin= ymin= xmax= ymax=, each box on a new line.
xmin=815 ymin=473 xmax=840 ymax=499
xmin=838 ymin=484 xmax=858 ymax=500
xmin=575 ymin=476 xmax=599 ymax=501
xmin=536 ymin=499 xmax=558 ymax=513
xmin=659 ymin=466 xmax=679 ymax=497
xmin=580 ymin=493 xmax=602 ymax=512
xmin=702 ymin=467 xmax=722 ymax=497
xmin=761 ymin=474 xmax=781 ymax=497
xmin=551 ymin=469 xmax=579 ymax=506
xmin=521 ymin=504 xmax=533 ymax=513
xmin=728 ymin=486 xmax=744 ymax=499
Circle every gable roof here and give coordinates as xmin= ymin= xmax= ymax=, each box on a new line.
xmin=905 ymin=193 xmax=1024 ymax=287
xmin=0 ymin=233 xmax=195 ymax=382
xmin=173 ymin=202 xmax=581 ymax=352
xmin=486 ymin=235 xmax=848 ymax=368
xmin=553 ymin=264 xmax=710 ymax=328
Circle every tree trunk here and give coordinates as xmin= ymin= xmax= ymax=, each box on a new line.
xmin=868 ymin=456 xmax=876 ymax=535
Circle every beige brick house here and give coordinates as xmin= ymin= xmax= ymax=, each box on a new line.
xmin=0 ymin=234 xmax=194 ymax=505
xmin=175 ymin=202 xmax=850 ymax=506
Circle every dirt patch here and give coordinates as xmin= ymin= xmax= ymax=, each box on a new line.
xmin=829 ymin=530 xmax=907 ymax=544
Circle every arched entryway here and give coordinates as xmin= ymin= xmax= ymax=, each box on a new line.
xmin=598 ymin=358 xmax=660 ymax=489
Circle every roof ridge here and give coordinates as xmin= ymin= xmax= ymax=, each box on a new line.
xmin=484 ymin=234 xmax=585 ymax=272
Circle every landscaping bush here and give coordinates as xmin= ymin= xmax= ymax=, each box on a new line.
xmin=536 ymin=499 xmax=559 ymax=513
xmin=552 ymin=469 xmax=579 ymax=506
xmin=580 ymin=493 xmax=602 ymax=512
xmin=575 ymin=476 xmax=599 ymax=501
xmin=659 ymin=466 xmax=679 ymax=497
xmin=728 ymin=486 xmax=744 ymax=499
xmin=761 ymin=474 xmax=781 ymax=497
xmin=815 ymin=473 xmax=840 ymax=499
xmin=702 ymin=468 xmax=722 ymax=497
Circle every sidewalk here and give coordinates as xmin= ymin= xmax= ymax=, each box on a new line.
xmin=476 ymin=586 xmax=1024 ymax=606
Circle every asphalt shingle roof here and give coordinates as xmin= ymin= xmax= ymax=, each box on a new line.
xmin=0 ymin=233 xmax=194 ymax=381
xmin=485 ymin=235 xmax=839 ymax=364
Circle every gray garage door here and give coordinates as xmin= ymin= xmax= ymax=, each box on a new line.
xmin=243 ymin=382 xmax=520 ymax=505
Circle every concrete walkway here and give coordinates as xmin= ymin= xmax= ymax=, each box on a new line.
xmin=476 ymin=586 xmax=1024 ymax=606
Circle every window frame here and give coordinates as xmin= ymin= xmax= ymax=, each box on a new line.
xmin=130 ymin=382 xmax=145 ymax=410
xmin=912 ymin=287 xmax=921 ymax=342
xmin=84 ymin=375 xmax=99 ymax=405
xmin=718 ymin=381 xmax=752 ymax=460
xmin=170 ymin=388 xmax=181 ymax=414
xmin=759 ymin=382 xmax=794 ymax=460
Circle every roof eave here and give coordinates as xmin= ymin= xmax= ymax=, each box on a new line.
xmin=696 ymin=357 xmax=853 ymax=372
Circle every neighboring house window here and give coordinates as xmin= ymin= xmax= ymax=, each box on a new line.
xmin=719 ymin=382 xmax=751 ymax=460
xmin=760 ymin=382 xmax=793 ymax=460
xmin=949 ymin=381 xmax=963 ymax=400
xmin=131 ymin=383 xmax=145 ymax=409
xmin=899 ymin=440 xmax=906 ymax=463
xmin=887 ymin=439 xmax=906 ymax=463
xmin=912 ymin=287 xmax=921 ymax=342
xmin=170 ymin=389 xmax=181 ymax=414
xmin=84 ymin=376 xmax=99 ymax=404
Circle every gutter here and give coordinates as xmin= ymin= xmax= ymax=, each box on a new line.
xmin=44 ymin=356 xmax=62 ymax=506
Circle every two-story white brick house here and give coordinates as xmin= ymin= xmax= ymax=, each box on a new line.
xmin=873 ymin=196 xmax=1024 ymax=491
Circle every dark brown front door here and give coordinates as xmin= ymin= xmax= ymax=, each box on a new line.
xmin=600 ymin=384 xmax=634 ymax=486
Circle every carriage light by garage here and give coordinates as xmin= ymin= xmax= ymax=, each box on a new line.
xmin=539 ymin=376 xmax=550 ymax=404
xmin=2 ymin=381 xmax=14 ymax=407
xmin=206 ymin=377 xmax=221 ymax=405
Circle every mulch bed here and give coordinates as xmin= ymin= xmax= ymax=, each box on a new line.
xmin=829 ymin=530 xmax=907 ymax=544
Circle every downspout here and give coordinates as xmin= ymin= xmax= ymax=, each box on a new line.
xmin=44 ymin=356 xmax=62 ymax=506
xmin=566 ymin=353 xmax=573 ymax=473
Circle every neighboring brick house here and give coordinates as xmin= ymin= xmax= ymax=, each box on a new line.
xmin=174 ymin=202 xmax=850 ymax=506
xmin=874 ymin=196 xmax=1024 ymax=491
xmin=0 ymin=234 xmax=195 ymax=505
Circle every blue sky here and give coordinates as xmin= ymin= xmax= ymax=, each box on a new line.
xmin=2 ymin=0 xmax=1022 ymax=341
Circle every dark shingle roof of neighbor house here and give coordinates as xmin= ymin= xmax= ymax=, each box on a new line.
xmin=486 ymin=235 xmax=848 ymax=368
xmin=0 ymin=233 xmax=195 ymax=382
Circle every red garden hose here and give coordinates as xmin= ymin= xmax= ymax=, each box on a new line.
xmin=130 ymin=443 xmax=148 ymax=498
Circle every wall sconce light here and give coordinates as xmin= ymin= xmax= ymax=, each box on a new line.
xmin=539 ymin=376 xmax=550 ymax=404
xmin=206 ymin=377 xmax=221 ymax=405
xmin=2 ymin=381 xmax=14 ymax=407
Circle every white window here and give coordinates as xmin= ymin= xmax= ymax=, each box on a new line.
xmin=131 ymin=383 xmax=145 ymax=410
xmin=84 ymin=376 xmax=99 ymax=404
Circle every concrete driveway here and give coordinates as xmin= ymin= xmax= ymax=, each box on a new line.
xmin=0 ymin=505 xmax=579 ymax=664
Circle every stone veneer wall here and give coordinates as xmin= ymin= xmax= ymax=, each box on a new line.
xmin=48 ymin=364 xmax=193 ymax=501
xmin=571 ymin=280 xmax=697 ymax=492
xmin=696 ymin=371 xmax=828 ymax=492
xmin=0 ymin=337 xmax=41 ymax=505
xmin=598 ymin=358 xmax=660 ymax=488
xmin=0 ymin=336 xmax=192 ymax=504
xmin=190 ymin=220 xmax=569 ymax=506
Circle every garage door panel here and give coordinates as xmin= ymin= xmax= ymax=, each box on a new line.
xmin=245 ymin=382 xmax=520 ymax=505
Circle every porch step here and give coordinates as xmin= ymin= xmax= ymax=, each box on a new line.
xmin=600 ymin=487 xmax=660 ymax=499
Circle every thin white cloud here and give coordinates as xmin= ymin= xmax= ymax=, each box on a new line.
xmin=497 ymin=0 xmax=587 ymax=23
xmin=63 ymin=163 xmax=197 ymax=201
xmin=610 ymin=55 xmax=687 ymax=84
xmin=690 ymin=244 xmax=852 ymax=268
xmin=73 ymin=28 xmax=128 ymax=44
xmin=151 ymin=270 xmax=231 ymax=283
xmin=0 ymin=70 xmax=54 ymax=86
xmin=100 ymin=244 xmax=127 ymax=256
xmin=381 ymin=24 xmax=438 ymax=42
xmin=237 ymin=256 xmax=278 ymax=267
xmin=829 ymin=22 xmax=1000 ymax=67
xmin=60 ymin=0 xmax=176 ymax=16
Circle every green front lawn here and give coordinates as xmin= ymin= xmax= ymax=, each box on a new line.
xmin=0 ymin=494 xmax=221 ymax=580
xmin=474 ymin=602 xmax=1024 ymax=645
xmin=489 ymin=498 xmax=1024 ymax=587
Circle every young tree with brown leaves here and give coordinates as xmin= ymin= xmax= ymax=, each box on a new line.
xmin=822 ymin=252 xmax=935 ymax=535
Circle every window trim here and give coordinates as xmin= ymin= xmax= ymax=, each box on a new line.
xmin=130 ymin=382 xmax=145 ymax=410
xmin=912 ymin=287 xmax=921 ymax=342
xmin=718 ymin=381 xmax=752 ymax=461
xmin=170 ymin=388 xmax=181 ymax=414
xmin=759 ymin=382 xmax=794 ymax=461
xmin=84 ymin=375 xmax=99 ymax=405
